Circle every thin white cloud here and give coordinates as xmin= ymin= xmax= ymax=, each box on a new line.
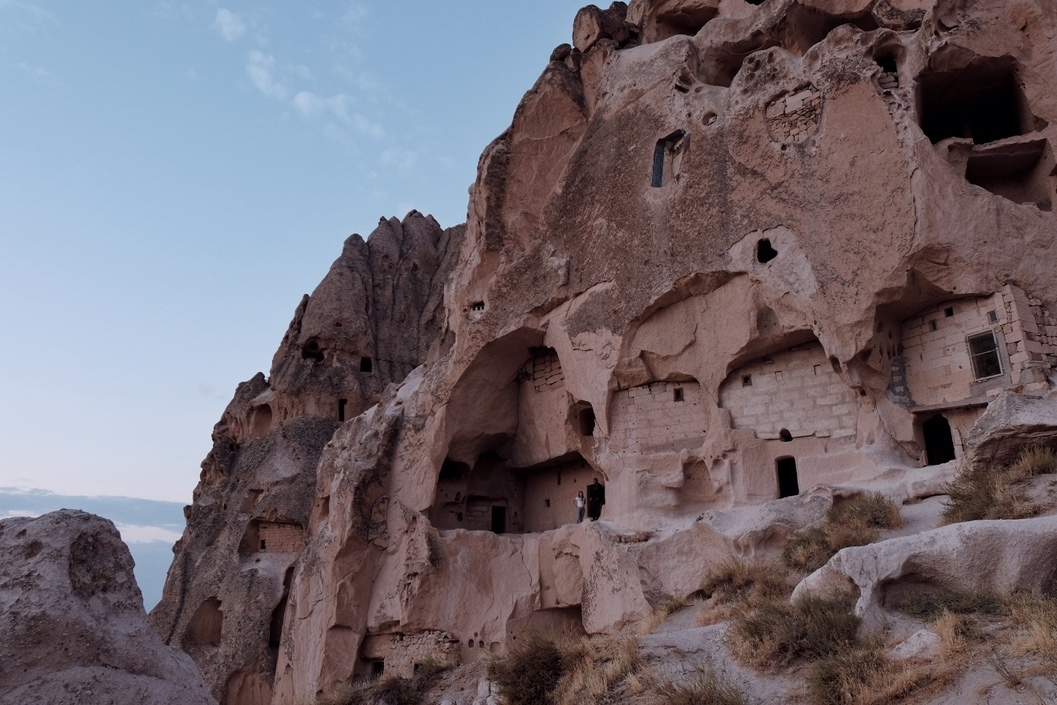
xmin=2 ymin=510 xmax=35 ymax=518
xmin=115 ymin=522 xmax=182 ymax=544
xmin=0 ymin=0 xmax=57 ymax=33
xmin=246 ymin=50 xmax=287 ymax=100
xmin=381 ymin=148 xmax=418 ymax=173
xmin=18 ymin=61 xmax=55 ymax=85
xmin=293 ymin=91 xmax=327 ymax=119
xmin=353 ymin=113 xmax=385 ymax=139
xmin=212 ymin=8 xmax=246 ymax=42
xmin=340 ymin=2 xmax=369 ymax=30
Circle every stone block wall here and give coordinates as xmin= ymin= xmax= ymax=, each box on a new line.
xmin=719 ymin=342 xmax=857 ymax=439
xmin=609 ymin=381 xmax=708 ymax=453
xmin=765 ymin=85 xmax=822 ymax=145
xmin=527 ymin=350 xmax=565 ymax=391
xmin=1002 ymin=284 xmax=1057 ymax=389
xmin=360 ymin=631 xmax=459 ymax=679
xmin=257 ymin=522 xmax=304 ymax=553
xmin=901 ymin=293 xmax=1007 ymax=407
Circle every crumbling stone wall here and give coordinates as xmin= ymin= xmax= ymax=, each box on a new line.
xmin=609 ymin=381 xmax=708 ymax=452
xmin=359 ymin=631 xmax=459 ymax=679
xmin=720 ymin=343 xmax=857 ymax=440
xmin=765 ymin=85 xmax=822 ymax=145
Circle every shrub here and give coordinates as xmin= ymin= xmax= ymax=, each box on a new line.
xmin=489 ymin=632 xmax=565 ymax=705
xmin=942 ymin=446 xmax=1056 ymax=524
xmin=807 ymin=645 xmax=934 ymax=705
xmin=728 ymin=595 xmax=860 ymax=669
xmin=1010 ymin=592 xmax=1057 ymax=665
xmin=783 ymin=493 xmax=902 ymax=572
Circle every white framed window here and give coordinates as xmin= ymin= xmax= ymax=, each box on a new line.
xmin=967 ymin=331 xmax=1002 ymax=380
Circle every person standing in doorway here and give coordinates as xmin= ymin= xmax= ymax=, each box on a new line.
xmin=575 ymin=491 xmax=585 ymax=523
xmin=586 ymin=479 xmax=605 ymax=521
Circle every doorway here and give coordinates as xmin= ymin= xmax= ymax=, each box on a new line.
xmin=776 ymin=457 xmax=799 ymax=498
xmin=922 ymin=414 xmax=956 ymax=465
xmin=491 ymin=506 xmax=507 ymax=534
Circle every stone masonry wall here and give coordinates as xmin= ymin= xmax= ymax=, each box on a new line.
xmin=1003 ymin=284 xmax=1057 ymax=389
xmin=719 ymin=343 xmax=857 ymax=439
xmin=901 ymin=294 xmax=1008 ymax=407
xmin=257 ymin=522 xmax=304 ymax=553
xmin=523 ymin=456 xmax=599 ymax=531
xmin=609 ymin=381 xmax=708 ymax=453
xmin=360 ymin=631 xmax=459 ymax=679
xmin=765 ymin=85 xmax=822 ymax=145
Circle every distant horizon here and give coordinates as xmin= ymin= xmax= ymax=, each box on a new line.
xmin=0 ymin=1 xmax=585 ymax=503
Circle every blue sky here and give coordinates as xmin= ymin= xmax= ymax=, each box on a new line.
xmin=0 ymin=1 xmax=584 ymax=502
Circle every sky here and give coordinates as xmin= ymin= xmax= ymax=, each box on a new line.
xmin=0 ymin=0 xmax=586 ymax=503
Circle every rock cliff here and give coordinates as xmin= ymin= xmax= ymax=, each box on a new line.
xmin=152 ymin=0 xmax=1057 ymax=703
xmin=0 ymin=510 xmax=216 ymax=705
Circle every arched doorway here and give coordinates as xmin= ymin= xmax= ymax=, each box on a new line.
xmin=922 ymin=414 xmax=956 ymax=465
xmin=776 ymin=457 xmax=799 ymax=498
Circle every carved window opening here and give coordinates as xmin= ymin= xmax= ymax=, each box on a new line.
xmin=651 ymin=130 xmax=688 ymax=187
xmin=756 ymin=239 xmax=778 ymax=263
xmin=742 ymin=374 xmax=752 ymax=387
xmin=779 ymin=428 xmax=793 ymax=442
xmin=338 ymin=398 xmax=347 ymax=422
xmin=964 ymin=139 xmax=1055 ymax=211
xmin=673 ymin=388 xmax=684 ymax=402
xmin=360 ymin=356 xmax=373 ymax=372
xmin=968 ymin=331 xmax=1002 ymax=381
xmin=301 ymin=338 xmax=324 ymax=362
xmin=371 ymin=660 xmax=385 ymax=677
xmin=578 ymin=406 xmax=596 ymax=437
xmin=470 ymin=300 xmax=485 ymax=312
xmin=944 ymin=307 xmax=955 ymax=317
xmin=919 ymin=58 xmax=1033 ymax=145
xmin=776 ymin=456 xmax=799 ymax=498
xmin=922 ymin=414 xmax=956 ymax=465
xmin=491 ymin=505 xmax=507 ymax=534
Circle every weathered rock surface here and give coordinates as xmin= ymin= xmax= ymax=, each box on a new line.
xmin=156 ymin=0 xmax=1057 ymax=702
xmin=793 ymin=514 xmax=1057 ymax=628
xmin=0 ymin=510 xmax=216 ymax=705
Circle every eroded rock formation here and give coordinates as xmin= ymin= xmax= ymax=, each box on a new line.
xmin=0 ymin=510 xmax=216 ymax=705
xmin=153 ymin=0 xmax=1057 ymax=702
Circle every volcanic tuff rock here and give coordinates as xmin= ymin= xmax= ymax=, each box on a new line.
xmin=154 ymin=0 xmax=1057 ymax=702
xmin=0 ymin=510 xmax=216 ymax=705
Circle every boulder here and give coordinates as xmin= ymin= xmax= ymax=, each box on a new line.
xmin=0 ymin=510 xmax=216 ymax=705
xmin=964 ymin=391 xmax=1057 ymax=469
xmin=792 ymin=515 xmax=1057 ymax=628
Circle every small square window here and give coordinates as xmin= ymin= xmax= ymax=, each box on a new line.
xmin=742 ymin=375 xmax=752 ymax=387
xmin=673 ymin=388 xmax=684 ymax=402
xmin=967 ymin=331 xmax=1002 ymax=380
xmin=987 ymin=310 xmax=999 ymax=323
xmin=944 ymin=307 xmax=955 ymax=317
xmin=928 ymin=320 xmax=938 ymax=332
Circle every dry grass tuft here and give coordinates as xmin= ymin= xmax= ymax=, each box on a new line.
xmin=553 ymin=634 xmax=644 ymax=705
xmin=892 ymin=590 xmax=1008 ymax=619
xmin=654 ymin=667 xmax=751 ymax=705
xmin=639 ymin=594 xmax=693 ymax=634
xmin=728 ymin=594 xmax=860 ymax=670
xmin=943 ymin=446 xmax=1057 ymax=524
xmin=806 ymin=644 xmax=939 ymax=705
xmin=316 ymin=659 xmax=448 ymax=705
xmin=783 ymin=493 xmax=903 ymax=572
xmin=489 ymin=632 xmax=565 ymax=705
xmin=1010 ymin=592 xmax=1057 ymax=666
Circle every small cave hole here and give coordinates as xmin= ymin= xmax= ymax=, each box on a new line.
xmin=301 ymin=339 xmax=324 ymax=362
xmin=360 ymin=356 xmax=373 ymax=373
xmin=779 ymin=428 xmax=793 ymax=442
xmin=919 ymin=58 xmax=1032 ymax=145
xmin=829 ymin=356 xmax=841 ymax=373
xmin=756 ymin=239 xmax=778 ymax=263
xmin=470 ymin=300 xmax=485 ymax=312
xmin=673 ymin=388 xmax=684 ymax=402
xmin=944 ymin=306 xmax=955 ymax=317
xmin=742 ymin=374 xmax=752 ymax=387
xmin=372 ymin=661 xmax=385 ymax=677
xmin=578 ymin=406 xmax=597 ymax=437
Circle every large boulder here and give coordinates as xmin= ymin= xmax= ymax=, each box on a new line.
xmin=793 ymin=514 xmax=1057 ymax=628
xmin=0 ymin=510 xmax=216 ymax=705
xmin=964 ymin=391 xmax=1057 ymax=469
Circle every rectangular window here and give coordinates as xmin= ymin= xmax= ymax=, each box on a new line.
xmin=967 ymin=331 xmax=1002 ymax=380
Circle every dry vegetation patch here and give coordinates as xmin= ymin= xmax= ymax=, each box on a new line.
xmin=653 ymin=667 xmax=752 ymax=705
xmin=783 ymin=493 xmax=903 ymax=572
xmin=317 ymin=659 xmax=448 ymax=705
xmin=728 ymin=594 xmax=860 ymax=669
xmin=943 ymin=446 xmax=1057 ymax=524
